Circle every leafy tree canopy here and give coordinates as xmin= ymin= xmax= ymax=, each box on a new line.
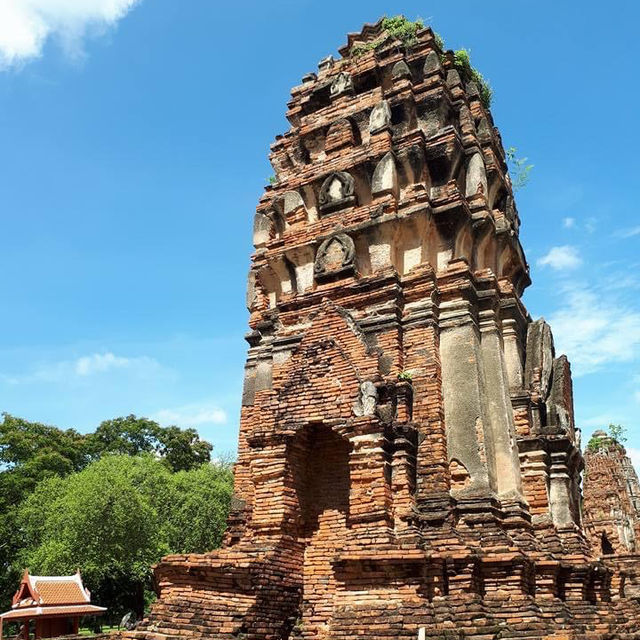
xmin=586 ymin=423 xmax=628 ymax=452
xmin=0 ymin=413 xmax=216 ymax=614
xmin=17 ymin=455 xmax=233 ymax=620
xmin=0 ymin=414 xmax=88 ymax=509
xmin=87 ymin=415 xmax=212 ymax=471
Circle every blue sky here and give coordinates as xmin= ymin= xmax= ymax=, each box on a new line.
xmin=0 ymin=0 xmax=639 ymax=463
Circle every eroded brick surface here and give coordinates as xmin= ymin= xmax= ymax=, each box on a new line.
xmin=584 ymin=432 xmax=640 ymax=557
xmin=127 ymin=19 xmax=640 ymax=640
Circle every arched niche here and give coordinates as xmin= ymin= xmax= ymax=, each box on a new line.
xmin=274 ymin=191 xmax=308 ymax=227
xmin=498 ymin=243 xmax=523 ymax=284
xmin=473 ymin=226 xmax=497 ymax=273
xmin=257 ymin=257 xmax=297 ymax=308
xmin=395 ymin=144 xmax=428 ymax=193
xmin=318 ymin=171 xmax=356 ymax=213
xmin=314 ymin=233 xmax=356 ymax=281
xmin=428 ymin=218 xmax=456 ymax=272
xmin=325 ymin=118 xmax=359 ymax=153
xmin=453 ymin=223 xmax=473 ymax=264
xmin=285 ymin=246 xmax=315 ymax=293
xmin=394 ymin=215 xmax=429 ymax=275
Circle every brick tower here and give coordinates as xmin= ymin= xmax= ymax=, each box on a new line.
xmin=131 ymin=20 xmax=640 ymax=640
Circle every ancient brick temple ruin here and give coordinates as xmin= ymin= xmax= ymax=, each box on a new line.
xmin=582 ymin=432 xmax=640 ymax=602
xmin=130 ymin=20 xmax=640 ymax=640
xmin=584 ymin=432 xmax=640 ymax=556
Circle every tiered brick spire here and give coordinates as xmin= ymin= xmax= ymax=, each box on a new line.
xmin=128 ymin=19 xmax=640 ymax=640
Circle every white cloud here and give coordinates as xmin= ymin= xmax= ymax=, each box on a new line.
xmin=627 ymin=448 xmax=640 ymax=472
xmin=0 ymin=0 xmax=142 ymax=69
xmin=548 ymin=285 xmax=640 ymax=376
xmin=563 ymin=217 xmax=576 ymax=229
xmin=74 ymin=352 xmax=144 ymax=376
xmin=537 ymin=245 xmax=583 ymax=271
xmin=584 ymin=217 xmax=597 ymax=234
xmin=152 ymin=403 xmax=228 ymax=428
xmin=2 ymin=351 xmax=161 ymax=384
xmin=615 ymin=226 xmax=640 ymax=239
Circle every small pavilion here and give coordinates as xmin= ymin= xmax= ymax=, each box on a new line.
xmin=0 ymin=570 xmax=106 ymax=639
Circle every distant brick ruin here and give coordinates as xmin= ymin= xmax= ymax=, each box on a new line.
xmin=584 ymin=432 xmax=640 ymax=556
xmin=129 ymin=19 xmax=640 ymax=640
xmin=583 ymin=432 xmax=640 ymax=603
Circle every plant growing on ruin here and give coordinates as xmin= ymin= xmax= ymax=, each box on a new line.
xmin=348 ymin=18 xmax=494 ymax=110
xmin=380 ymin=15 xmax=424 ymax=47
xmin=398 ymin=371 xmax=414 ymax=381
xmin=351 ymin=15 xmax=424 ymax=57
xmin=586 ymin=424 xmax=628 ymax=452
xmin=506 ymin=147 xmax=534 ymax=191
xmin=586 ymin=434 xmax=605 ymax=452
xmin=451 ymin=48 xmax=493 ymax=110
xmin=609 ymin=423 xmax=627 ymax=444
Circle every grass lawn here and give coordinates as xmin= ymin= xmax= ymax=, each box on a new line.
xmin=78 ymin=625 xmax=120 ymax=635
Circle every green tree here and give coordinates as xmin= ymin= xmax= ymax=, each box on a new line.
xmin=167 ymin=463 xmax=234 ymax=553
xmin=608 ymin=423 xmax=627 ymax=444
xmin=88 ymin=415 xmax=212 ymax=471
xmin=506 ymin=147 xmax=534 ymax=191
xmin=0 ymin=414 xmax=89 ymax=612
xmin=0 ymin=414 xmax=89 ymax=507
xmin=17 ymin=455 xmax=232 ymax=620
xmin=0 ymin=413 xmax=215 ymax=612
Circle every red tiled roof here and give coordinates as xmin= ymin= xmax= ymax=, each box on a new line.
xmin=10 ymin=570 xmax=95 ymax=613
xmin=30 ymin=580 xmax=87 ymax=605
xmin=1 ymin=605 xmax=106 ymax=620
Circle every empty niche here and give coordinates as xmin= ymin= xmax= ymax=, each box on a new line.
xmin=367 ymin=222 xmax=394 ymax=272
xmin=288 ymin=424 xmax=351 ymax=537
xmin=395 ymin=216 xmax=428 ymax=275
xmin=286 ymin=246 xmax=315 ymax=293
xmin=390 ymin=100 xmax=413 ymax=135
xmin=258 ymin=257 xmax=297 ymax=308
xmin=353 ymin=233 xmax=372 ymax=276
xmin=325 ymin=118 xmax=359 ymax=153
xmin=473 ymin=227 xmax=497 ymax=273
xmin=395 ymin=144 xmax=428 ymax=193
xmin=426 ymin=218 xmax=455 ymax=272
xmin=300 ymin=184 xmax=319 ymax=222
xmin=453 ymin=224 xmax=473 ymax=265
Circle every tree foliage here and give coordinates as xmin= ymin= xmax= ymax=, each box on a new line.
xmin=351 ymin=15 xmax=424 ymax=57
xmin=586 ymin=423 xmax=628 ymax=452
xmin=17 ymin=455 xmax=233 ymax=620
xmin=0 ymin=413 xmax=217 ymax=614
xmin=451 ymin=48 xmax=493 ymax=110
xmin=88 ymin=415 xmax=212 ymax=471
xmin=608 ymin=423 xmax=627 ymax=444
xmin=506 ymin=147 xmax=534 ymax=191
